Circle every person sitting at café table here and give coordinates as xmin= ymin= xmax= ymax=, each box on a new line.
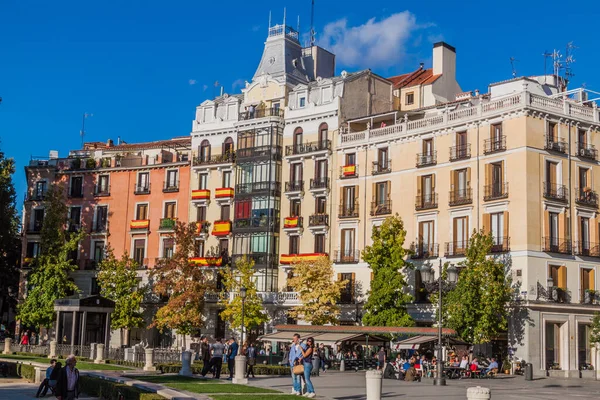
xmin=459 ymin=355 xmax=469 ymax=369
xmin=485 ymin=358 xmax=499 ymax=375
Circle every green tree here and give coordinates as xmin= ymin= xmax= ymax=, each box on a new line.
xmin=97 ymin=246 xmax=146 ymax=346
xmin=150 ymin=222 xmax=213 ymax=340
xmin=18 ymin=188 xmax=83 ymax=328
xmin=362 ymin=214 xmax=414 ymax=327
xmin=219 ymin=256 xmax=268 ymax=338
xmin=590 ymin=312 xmax=600 ymax=346
xmin=444 ymin=231 xmax=512 ymax=344
xmin=287 ymin=255 xmax=346 ymax=325
xmin=0 ymin=146 xmax=20 ymax=322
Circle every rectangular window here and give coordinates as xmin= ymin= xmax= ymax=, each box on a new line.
xmin=222 ymin=171 xmax=232 ymax=188
xmin=343 ymin=186 xmax=356 ymax=209
xmin=91 ymin=278 xmax=100 ymax=295
xmin=548 ymin=121 xmax=558 ymax=141
xmin=164 ymin=202 xmax=176 ymax=219
xmin=406 ymin=92 xmax=414 ymax=105
xmin=341 ymin=228 xmax=355 ymax=255
xmin=314 ymin=234 xmax=325 ymax=253
xmin=340 ymin=273 xmax=354 ymax=304
xmin=423 ymin=139 xmax=433 ymax=155
xmin=26 ymin=242 xmax=41 ymax=258
xmin=136 ymin=204 xmax=148 ymax=220
xmin=70 ymin=176 xmax=83 ymax=197
xmin=581 ymin=268 xmax=595 ymax=300
xmin=33 ymin=208 xmax=44 ymax=230
xmin=98 ymin=174 xmax=109 ymax=193
xmin=491 ymin=212 xmax=505 ymax=245
xmin=375 ymin=181 xmax=389 ymax=205
xmin=315 ymin=197 xmax=327 ymax=214
xmin=133 ymin=239 xmax=145 ymax=266
xmin=580 ymin=217 xmax=590 ymax=252
xmin=491 ymin=123 xmax=502 ymax=140
xmin=418 ymin=221 xmax=435 ymax=252
xmin=579 ymin=167 xmax=589 ymax=189
xmin=578 ymin=324 xmax=592 ymax=365
xmin=289 ymin=236 xmax=300 ymax=254
xmin=456 ymin=131 xmax=467 ymax=146
xmin=163 ymin=238 xmax=174 ymax=259
xmin=316 ymin=160 xmax=328 ymax=180
xmin=454 ymin=217 xmax=468 ymax=249
xmin=578 ymin=129 xmax=587 ymax=146
xmin=69 ymin=206 xmax=81 ymax=227
xmin=549 ymin=264 xmax=567 ymax=289
xmin=195 ymin=240 xmax=205 ymax=257
xmin=35 ymin=181 xmax=47 ymax=198
xmin=137 ymin=172 xmax=149 ymax=189
xmin=377 ymin=148 xmax=388 ymax=169
xmin=290 ymin=199 xmax=301 ymax=217
xmin=546 ymin=161 xmax=558 ymax=186
xmin=299 ymin=97 xmax=306 ymax=108
xmin=219 ymin=239 xmax=229 ymax=255
xmin=197 ymin=205 xmax=207 ymax=221
xmin=166 ymin=170 xmax=178 ymax=188
xmin=199 ymin=173 xmax=208 ymax=190
xmin=221 ymin=204 xmax=230 ymax=221
xmin=291 ymin=163 xmax=303 ymax=182
xmin=93 ymin=241 xmax=105 ymax=262
xmin=345 ymin=153 xmax=356 ymax=166
xmin=234 ymin=200 xmax=250 ymax=219
xmin=549 ymin=212 xmax=559 ymax=246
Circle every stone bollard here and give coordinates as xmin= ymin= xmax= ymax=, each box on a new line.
xmin=34 ymin=367 xmax=47 ymax=384
xmin=48 ymin=340 xmax=57 ymax=358
xmin=89 ymin=343 xmax=97 ymax=361
xmin=95 ymin=344 xmax=105 ymax=364
xmin=467 ymin=386 xmax=491 ymax=400
xmin=3 ymin=338 xmax=12 ymax=354
xmin=232 ymin=355 xmax=248 ymax=384
xmin=144 ymin=348 xmax=156 ymax=371
xmin=340 ymin=359 xmax=345 ymax=372
xmin=365 ymin=369 xmax=383 ymax=400
xmin=179 ymin=350 xmax=193 ymax=376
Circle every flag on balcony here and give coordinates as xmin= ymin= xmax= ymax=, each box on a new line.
xmin=130 ymin=220 xmax=150 ymax=229
xmin=191 ymin=189 xmax=211 ymax=200
xmin=212 ymin=221 xmax=232 ymax=236
xmin=284 ymin=216 xmax=299 ymax=228
xmin=189 ymin=257 xmax=222 ymax=267
xmin=280 ymin=253 xmax=328 ymax=265
xmin=215 ymin=187 xmax=234 ymax=198
xmin=343 ymin=165 xmax=356 ymax=176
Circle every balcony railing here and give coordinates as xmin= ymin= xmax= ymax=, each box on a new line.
xmin=231 ymin=253 xmax=276 ymax=267
xmin=238 ymin=107 xmax=284 ymax=121
xmin=542 ymin=237 xmax=572 ymax=254
xmin=235 ymin=181 xmax=281 ymax=196
xmin=370 ymin=200 xmax=392 ymax=216
xmin=545 ymin=136 xmax=568 ymax=153
xmin=193 ymin=152 xmax=235 ymax=166
xmin=340 ymin=165 xmax=358 ymax=179
xmin=415 ymin=193 xmax=438 ymax=210
xmin=449 ymin=144 xmax=471 ymax=161
xmin=163 ymin=181 xmax=179 ymax=193
xmin=26 ymin=223 xmax=43 ymax=234
xmin=372 ymin=161 xmax=391 ymax=175
xmin=484 ymin=136 xmax=506 ymax=154
xmin=334 ymin=250 xmax=360 ymax=264
xmin=94 ymin=185 xmax=110 ymax=197
xmin=310 ymin=177 xmax=329 ymax=190
xmin=67 ymin=220 xmax=81 ymax=232
xmin=236 ymin=145 xmax=282 ymax=160
xmin=575 ymin=187 xmax=598 ymax=207
xmin=543 ymin=182 xmax=568 ymax=202
xmin=84 ymin=259 xmax=100 ymax=270
xmin=577 ymin=143 xmax=598 ymax=160
xmin=196 ymin=221 xmax=210 ymax=235
xmin=483 ymin=183 xmax=509 ymax=201
xmin=25 ymin=191 xmax=47 ymax=201
xmin=416 ymin=152 xmax=437 ymax=167
xmin=445 ymin=241 xmax=468 ymax=257
xmin=91 ymin=222 xmax=108 ymax=233
xmin=134 ymin=184 xmax=151 ymax=195
xmin=308 ymin=214 xmax=329 ymax=227
xmin=449 ymin=188 xmax=472 ymax=206
xmin=411 ymin=243 xmax=439 ymax=259
xmin=490 ymin=237 xmax=510 ymax=253
xmin=285 ymin=180 xmax=304 ymax=193
xmin=285 ymin=140 xmax=331 ymax=156
xmin=574 ymin=241 xmax=600 ymax=257
xmin=233 ymin=217 xmax=279 ymax=232
xmin=68 ymin=190 xmax=84 ymax=199
xmin=339 ymin=203 xmax=359 ymax=218
xmin=159 ymin=218 xmax=177 ymax=231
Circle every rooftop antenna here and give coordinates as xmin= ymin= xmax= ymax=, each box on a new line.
xmin=268 ymin=10 xmax=272 ymax=30
xmin=509 ymin=57 xmax=518 ymax=78
xmin=297 ymin=15 xmax=300 ymax=33
xmin=564 ymin=41 xmax=577 ymax=88
xmin=80 ymin=112 xmax=93 ymax=149
xmin=283 ymin=7 xmax=286 ymax=26
xmin=542 ymin=50 xmax=553 ymax=83
xmin=310 ymin=0 xmax=316 ymax=46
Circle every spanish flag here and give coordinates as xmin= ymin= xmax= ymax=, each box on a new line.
xmin=192 ymin=189 xmax=210 ymax=200
xmin=189 ymin=257 xmax=223 ymax=267
xmin=212 ymin=221 xmax=232 ymax=236
xmin=280 ymin=253 xmax=328 ymax=265
xmin=215 ymin=188 xmax=234 ymax=198
xmin=130 ymin=220 xmax=150 ymax=229
xmin=343 ymin=165 xmax=356 ymax=176
xmin=284 ymin=216 xmax=299 ymax=228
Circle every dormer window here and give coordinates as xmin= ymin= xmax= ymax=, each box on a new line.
xmin=299 ymin=96 xmax=306 ymax=108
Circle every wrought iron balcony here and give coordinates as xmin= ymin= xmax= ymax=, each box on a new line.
xmin=84 ymin=259 xmax=99 ymax=270
xmin=193 ymin=152 xmax=235 ymax=166
xmin=372 ymin=161 xmax=391 ymax=175
xmin=543 ymin=183 xmax=568 ymax=202
xmin=68 ymin=190 xmax=84 ymax=199
xmin=338 ymin=203 xmax=359 ymax=219
xmin=483 ymin=183 xmax=509 ymax=201
xmin=449 ymin=188 xmax=472 ymax=206
xmin=484 ymin=136 xmax=506 ymax=154
xmin=91 ymin=221 xmax=108 ymax=233
xmin=25 ymin=191 xmax=47 ymax=201
xmin=236 ymin=145 xmax=282 ymax=161
xmin=285 ymin=180 xmax=304 ymax=193
xmin=370 ymin=200 xmax=392 ymax=216
xmin=490 ymin=237 xmax=510 ymax=253
xmin=536 ymin=282 xmax=570 ymax=303
xmin=94 ymin=185 xmax=110 ymax=197
xmin=308 ymin=214 xmax=329 ymax=227
xmin=445 ymin=241 xmax=468 ymax=257
xmin=134 ymin=184 xmax=151 ymax=195
xmin=235 ymin=181 xmax=281 ymax=197
xmin=334 ymin=250 xmax=360 ymax=264
xmin=542 ymin=237 xmax=571 ymax=254
xmin=163 ymin=181 xmax=179 ymax=193
xmin=545 ymin=136 xmax=567 ymax=153
xmin=285 ymin=140 xmax=331 ymax=156
xmin=416 ymin=152 xmax=437 ymax=167
xmin=574 ymin=241 xmax=600 ymax=257
xmin=310 ymin=177 xmax=329 ymax=190
xmin=449 ymin=144 xmax=471 ymax=161
xmin=411 ymin=242 xmax=439 ymax=259
xmin=415 ymin=193 xmax=438 ymax=210
xmin=575 ymin=187 xmax=598 ymax=207
xmin=26 ymin=222 xmax=43 ymax=234
xmin=238 ymin=107 xmax=284 ymax=121
xmin=67 ymin=220 xmax=81 ymax=232
xmin=577 ymin=143 xmax=598 ymax=160
xmin=196 ymin=220 xmax=210 ymax=235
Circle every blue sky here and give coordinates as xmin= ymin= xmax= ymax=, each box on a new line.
xmin=1 ymin=0 xmax=599 ymax=203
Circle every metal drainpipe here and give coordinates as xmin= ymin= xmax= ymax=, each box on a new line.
xmin=568 ymin=121 xmax=573 ymax=244
xmin=476 ymin=122 xmax=480 ymax=229
xmin=363 ymin=144 xmax=368 ymax=254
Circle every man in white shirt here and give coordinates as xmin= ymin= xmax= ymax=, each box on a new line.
xmin=56 ymin=355 xmax=79 ymax=400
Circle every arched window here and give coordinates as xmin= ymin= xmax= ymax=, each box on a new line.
xmin=318 ymin=123 xmax=329 ymax=147
xmin=222 ymin=137 xmax=234 ymax=155
xmin=293 ymin=127 xmax=303 ymax=153
xmin=199 ymin=140 xmax=211 ymax=162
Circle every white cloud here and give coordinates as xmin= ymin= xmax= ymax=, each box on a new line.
xmin=231 ymin=79 xmax=245 ymax=91
xmin=188 ymin=79 xmax=197 ymax=85
xmin=319 ymin=11 xmax=428 ymax=69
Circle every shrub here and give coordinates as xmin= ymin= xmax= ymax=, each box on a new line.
xmin=86 ymin=158 xmax=96 ymax=169
xmin=80 ymin=376 xmax=165 ymax=400
xmin=156 ymin=362 xmax=290 ymax=376
xmin=2 ymin=362 xmax=36 ymax=381
xmin=71 ymin=158 xmax=82 ymax=169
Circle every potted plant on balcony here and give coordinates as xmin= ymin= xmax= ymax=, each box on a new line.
xmin=71 ymin=158 xmax=81 ymax=169
xmin=86 ymin=158 xmax=96 ymax=169
xmin=584 ymin=289 xmax=597 ymax=304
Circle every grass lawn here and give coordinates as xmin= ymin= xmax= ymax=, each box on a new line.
xmin=0 ymin=354 xmax=129 ymax=371
xmin=131 ymin=375 xmax=280 ymax=394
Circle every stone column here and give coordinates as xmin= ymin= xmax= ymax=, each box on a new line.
xmin=89 ymin=343 xmax=97 ymax=361
xmin=55 ymin=311 xmax=61 ymax=342
xmin=95 ymin=343 xmax=105 ymax=364
xmin=339 ymin=358 xmax=345 ymax=372
xmin=179 ymin=350 xmax=193 ymax=377
xmin=70 ymin=311 xmax=77 ymax=355
xmin=232 ymin=355 xmax=248 ymax=384
xmin=467 ymin=386 xmax=491 ymax=400
xmin=2 ymin=338 xmax=12 ymax=354
xmin=365 ymin=369 xmax=383 ymax=400
xmin=144 ymin=348 xmax=156 ymax=371
xmin=104 ymin=313 xmax=111 ymax=349
xmin=48 ymin=340 xmax=57 ymax=359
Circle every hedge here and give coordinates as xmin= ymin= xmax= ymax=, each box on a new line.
xmin=79 ymin=376 xmax=165 ymax=400
xmin=157 ymin=362 xmax=290 ymax=376
xmin=1 ymin=362 xmax=36 ymax=381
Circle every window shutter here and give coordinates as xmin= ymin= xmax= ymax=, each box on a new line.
xmin=432 ymin=174 xmax=436 ymax=192
xmin=351 ymin=273 xmax=356 ymax=302
xmin=558 ymin=212 xmax=567 ymax=241
xmin=372 ymin=182 xmax=376 ymax=201
xmin=558 ymin=265 xmax=567 ymax=289
xmin=417 ymin=176 xmax=422 ymax=195
xmin=590 ymin=269 xmax=596 ymax=291
xmin=450 ymin=170 xmax=456 ymax=191
xmin=466 ymin=167 xmax=471 ymax=188
xmin=337 ymin=273 xmax=342 ymax=282
xmin=544 ymin=211 xmax=550 ymax=238
xmin=503 ymin=211 xmax=509 ymax=240
xmin=482 ymin=213 xmax=490 ymax=234
xmin=485 ymin=164 xmax=492 ymax=186
xmin=592 ymin=219 xmax=599 ymax=245
xmin=355 ymin=185 xmax=359 ymax=205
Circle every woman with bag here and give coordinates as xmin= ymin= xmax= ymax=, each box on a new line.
xmin=246 ymin=342 xmax=257 ymax=378
xmin=300 ymin=337 xmax=316 ymax=398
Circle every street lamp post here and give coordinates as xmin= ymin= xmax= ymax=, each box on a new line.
xmin=240 ymin=286 xmax=247 ymax=344
xmin=419 ymin=260 xmax=458 ymax=386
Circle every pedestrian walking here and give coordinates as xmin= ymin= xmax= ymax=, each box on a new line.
xmin=200 ymin=336 xmax=211 ymax=376
xmin=311 ymin=342 xmax=320 ymax=376
xmin=300 ymin=337 xmax=317 ymax=398
xmin=35 ymin=359 xmax=56 ymax=398
xmin=203 ymin=338 xmax=225 ymax=378
xmin=20 ymin=331 xmax=29 ymax=345
xmin=227 ymin=337 xmax=238 ymax=380
xmin=377 ymin=346 xmax=386 ymax=370
xmin=289 ymin=334 xmax=303 ymax=395
xmin=246 ymin=342 xmax=257 ymax=378
xmin=281 ymin=345 xmax=290 ymax=366
xmin=55 ymin=355 xmax=80 ymax=400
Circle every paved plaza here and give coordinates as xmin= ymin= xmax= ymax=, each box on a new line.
xmin=248 ymin=372 xmax=600 ymax=400
xmin=0 ymin=379 xmax=98 ymax=400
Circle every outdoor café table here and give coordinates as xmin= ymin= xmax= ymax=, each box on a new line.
xmin=445 ymin=367 xmax=464 ymax=379
xmin=472 ymin=368 xmax=484 ymax=378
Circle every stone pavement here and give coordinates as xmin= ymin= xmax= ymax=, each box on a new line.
xmin=0 ymin=379 xmax=98 ymax=400
xmin=246 ymin=371 xmax=600 ymax=399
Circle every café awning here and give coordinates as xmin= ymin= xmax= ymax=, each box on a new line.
xmin=393 ymin=335 xmax=470 ymax=350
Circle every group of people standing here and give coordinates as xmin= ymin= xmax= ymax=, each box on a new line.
xmin=288 ymin=333 xmax=317 ymax=398
xmin=199 ymin=336 xmax=259 ymax=379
